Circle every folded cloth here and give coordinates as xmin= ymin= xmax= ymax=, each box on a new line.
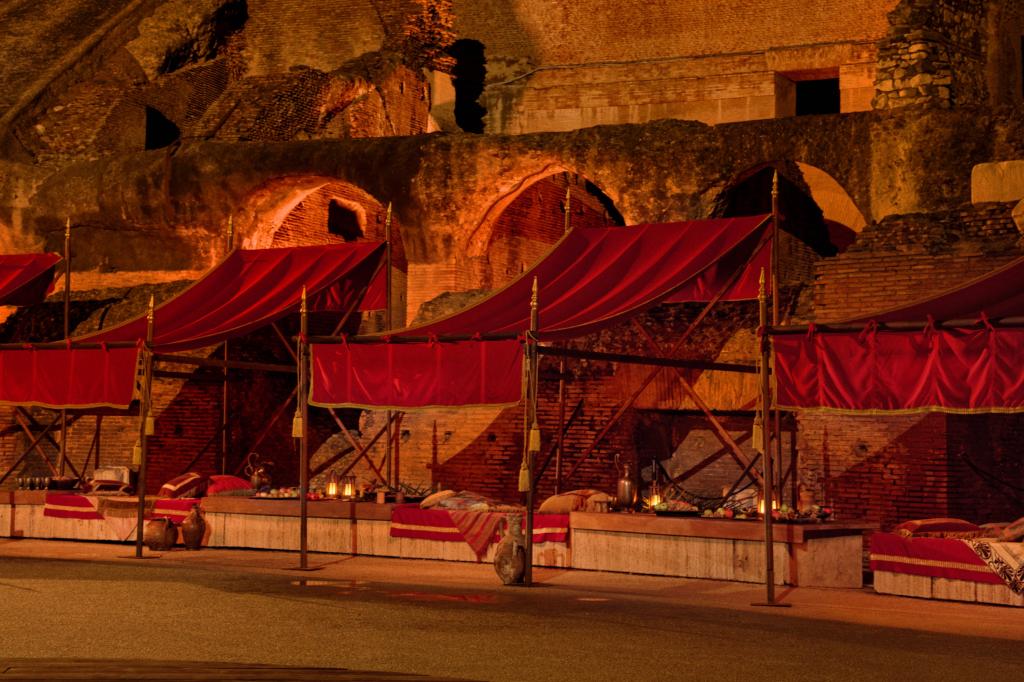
xmin=449 ymin=509 xmax=507 ymax=560
xmin=389 ymin=505 xmax=570 ymax=561
xmin=43 ymin=493 xmax=103 ymax=520
xmin=968 ymin=540 xmax=1024 ymax=595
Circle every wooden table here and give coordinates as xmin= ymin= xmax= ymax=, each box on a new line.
xmin=570 ymin=512 xmax=873 ymax=587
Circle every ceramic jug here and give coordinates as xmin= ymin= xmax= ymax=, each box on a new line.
xmin=181 ymin=504 xmax=206 ymax=550
xmin=493 ymin=513 xmax=526 ymax=585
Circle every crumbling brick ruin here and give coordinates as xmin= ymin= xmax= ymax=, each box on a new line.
xmin=2 ymin=0 xmax=1024 ymax=533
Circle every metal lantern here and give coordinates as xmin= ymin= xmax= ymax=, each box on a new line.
xmin=341 ymin=475 xmax=356 ymax=500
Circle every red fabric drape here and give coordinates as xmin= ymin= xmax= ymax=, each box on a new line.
xmin=775 ymin=253 xmax=1024 ymax=413
xmin=0 ymin=347 xmax=139 ymax=409
xmin=311 ymin=340 xmax=523 ymax=409
xmin=401 ymin=216 xmax=770 ymax=341
xmin=0 ymin=254 xmax=61 ymax=306
xmin=83 ymin=243 xmax=385 ymax=352
xmin=775 ymin=325 xmax=1024 ymax=413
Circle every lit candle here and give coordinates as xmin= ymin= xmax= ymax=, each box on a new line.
xmin=326 ymin=480 xmax=338 ymax=498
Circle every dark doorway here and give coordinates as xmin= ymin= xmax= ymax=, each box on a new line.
xmin=447 ymin=39 xmax=487 ymax=133
xmin=795 ymin=78 xmax=840 ymax=116
xmin=327 ymin=201 xmax=362 ymax=241
xmin=144 ymin=107 xmax=180 ymax=150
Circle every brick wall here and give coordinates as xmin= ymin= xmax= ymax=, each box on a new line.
xmin=792 ymin=201 xmax=1024 ymax=529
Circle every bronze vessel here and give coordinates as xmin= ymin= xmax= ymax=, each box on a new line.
xmin=181 ymin=504 xmax=206 ymax=550
xmin=143 ymin=517 xmax=177 ymax=552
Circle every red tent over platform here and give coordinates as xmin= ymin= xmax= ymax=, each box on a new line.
xmin=312 ymin=215 xmax=772 ymax=409
xmin=0 ymin=243 xmax=386 ymax=409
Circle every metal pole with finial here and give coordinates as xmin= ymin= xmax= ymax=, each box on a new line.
xmin=771 ymin=171 xmax=784 ymax=504
xmin=753 ymin=269 xmax=788 ymax=608
xmin=60 ymin=218 xmax=71 ymax=478
xmin=222 ymin=216 xmax=234 ymax=475
xmin=384 ymin=203 xmax=394 ymax=489
xmin=521 ymin=276 xmax=540 ymax=586
xmin=554 ymin=185 xmax=571 ymax=493
xmin=298 ymin=286 xmax=310 ymax=569
xmin=134 ymin=295 xmax=156 ymax=558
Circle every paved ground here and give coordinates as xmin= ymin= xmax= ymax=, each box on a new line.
xmin=2 ymin=539 xmax=1024 ymax=681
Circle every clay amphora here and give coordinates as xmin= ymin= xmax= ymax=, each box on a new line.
xmin=493 ymin=513 xmax=526 ymax=585
xmin=181 ymin=504 xmax=206 ymax=550
xmin=143 ymin=517 xmax=177 ymax=551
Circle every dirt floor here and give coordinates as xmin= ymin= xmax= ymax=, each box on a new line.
xmin=1 ymin=539 xmax=1023 ymax=681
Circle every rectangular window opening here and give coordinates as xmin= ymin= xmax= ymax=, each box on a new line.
xmin=795 ymin=78 xmax=840 ymax=116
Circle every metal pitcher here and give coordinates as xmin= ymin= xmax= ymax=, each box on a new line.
xmin=614 ymin=454 xmax=637 ymax=511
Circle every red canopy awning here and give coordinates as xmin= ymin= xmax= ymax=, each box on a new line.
xmin=776 ymin=254 xmax=1024 ymax=413
xmin=83 ymin=243 xmax=385 ymax=353
xmin=0 ymin=243 xmax=385 ymax=409
xmin=0 ymin=254 xmax=61 ymax=306
xmin=400 ymin=215 xmax=770 ymax=341
xmin=311 ymin=216 xmax=771 ymax=408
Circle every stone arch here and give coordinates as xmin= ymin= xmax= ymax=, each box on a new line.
xmin=235 ymin=175 xmax=407 ymax=325
xmin=465 ymin=168 xmax=624 ymax=291
xmin=714 ymin=160 xmax=864 ymax=258
xmin=795 ymin=161 xmax=867 ymax=234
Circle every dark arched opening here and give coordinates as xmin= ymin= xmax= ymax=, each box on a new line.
xmin=446 ymin=39 xmax=487 ymax=133
xmin=144 ymin=106 xmax=180 ymax=150
xmin=327 ymin=200 xmax=363 ymax=242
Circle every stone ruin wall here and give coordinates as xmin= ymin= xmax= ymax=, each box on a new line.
xmin=455 ymin=0 xmax=899 ymax=133
xmin=1 ymin=1 xmax=1024 ymax=530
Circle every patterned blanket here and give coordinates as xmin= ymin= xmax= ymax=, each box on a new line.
xmin=389 ymin=504 xmax=569 ymax=561
xmin=968 ymin=540 xmax=1024 ymax=595
xmin=43 ymin=493 xmax=199 ymax=540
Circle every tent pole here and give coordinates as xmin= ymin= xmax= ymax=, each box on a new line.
xmin=222 ymin=216 xmax=233 ymax=475
xmin=771 ymin=171 xmax=785 ymax=504
xmin=384 ymin=203 xmax=393 ymax=488
xmin=298 ymin=287 xmax=310 ymax=570
xmin=555 ymin=185 xmax=571 ymax=494
xmin=522 ymin=277 xmax=540 ymax=586
xmin=60 ymin=218 xmax=71 ymax=478
xmin=134 ymin=296 xmax=155 ymax=558
xmin=754 ymin=270 xmax=787 ymax=608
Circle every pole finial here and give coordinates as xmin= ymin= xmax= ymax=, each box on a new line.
xmin=227 ymin=215 xmax=234 ymax=250
xmin=531 ymin=276 xmax=539 ymax=308
xmin=65 ymin=217 xmax=71 ymax=238
xmin=147 ymin=294 xmax=155 ymax=319
xmin=563 ymin=186 xmax=572 ymax=234
xmin=771 ymin=170 xmax=779 ymax=199
xmin=301 ymin=285 xmax=307 ymax=315
xmin=758 ymin=267 xmax=766 ymax=298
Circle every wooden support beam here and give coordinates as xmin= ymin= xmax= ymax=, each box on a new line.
xmin=537 ymin=346 xmax=757 ymax=373
xmin=0 ymin=414 xmax=62 ymax=485
xmin=631 ymin=321 xmax=762 ymax=486
xmin=152 ymin=354 xmax=294 ymax=374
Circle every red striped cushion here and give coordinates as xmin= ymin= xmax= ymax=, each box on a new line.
xmin=893 ymin=517 xmax=979 ymax=538
xmin=206 ymin=474 xmax=253 ymax=496
xmin=158 ymin=472 xmax=207 ymax=499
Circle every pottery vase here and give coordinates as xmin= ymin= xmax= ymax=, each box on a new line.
xmin=143 ymin=517 xmax=177 ymax=552
xmin=181 ymin=504 xmax=206 ymax=550
xmin=493 ymin=513 xmax=526 ymax=585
